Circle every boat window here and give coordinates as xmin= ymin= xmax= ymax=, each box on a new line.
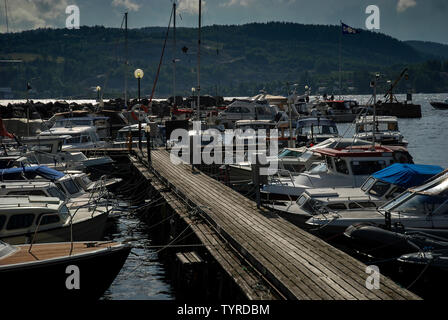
xmin=65 ymin=134 xmax=81 ymax=144
xmin=227 ymin=107 xmax=241 ymax=113
xmin=351 ymin=160 xmax=386 ymax=175
xmin=0 ymin=215 xmax=5 ymax=230
xmin=279 ymin=149 xmax=302 ymax=158
xmin=31 ymin=144 xmax=53 ymax=153
xmin=309 ymin=162 xmax=327 ymax=173
xmin=241 ymin=107 xmax=251 ymax=113
xmin=387 ymin=193 xmax=448 ymax=215
xmin=7 ymin=190 xmax=47 ymax=197
xmin=60 ymin=205 xmax=70 ymax=221
xmin=368 ymin=180 xmax=390 ymax=197
xmin=349 ymin=202 xmax=377 ymax=209
xmin=334 ymin=158 xmax=349 ymax=175
xmin=48 ymin=187 xmax=67 ymax=201
xmin=81 ymin=135 xmax=90 ymax=143
xmin=361 ymin=177 xmax=376 ymax=192
xmin=327 ymin=203 xmax=347 ymax=210
xmin=297 ymin=194 xmax=308 ymax=206
xmin=63 ymin=180 xmax=80 ymax=195
xmin=37 ymin=213 xmax=60 ymax=225
xmin=386 ymin=186 xmax=405 ymax=200
xmin=6 ymin=214 xmax=35 ymax=230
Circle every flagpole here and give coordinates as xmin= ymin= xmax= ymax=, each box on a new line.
xmin=339 ymin=21 xmax=342 ymax=98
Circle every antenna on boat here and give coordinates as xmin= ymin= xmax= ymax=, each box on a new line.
xmin=172 ymin=1 xmax=178 ymax=118
xmin=124 ymin=12 xmax=128 ymax=109
xmin=196 ymin=0 xmax=201 ymax=121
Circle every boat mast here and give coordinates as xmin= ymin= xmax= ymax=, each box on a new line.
xmin=4 ymin=0 xmax=9 ymax=33
xmin=197 ymin=0 xmax=201 ymax=121
xmin=124 ymin=12 xmax=128 ymax=109
xmin=172 ymin=2 xmax=176 ymax=115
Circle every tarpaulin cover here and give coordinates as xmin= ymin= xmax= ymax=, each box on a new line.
xmin=0 ymin=166 xmax=64 ymax=181
xmin=372 ymin=163 xmax=444 ymax=188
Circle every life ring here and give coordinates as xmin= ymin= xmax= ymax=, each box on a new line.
xmin=131 ymin=104 xmax=149 ymax=122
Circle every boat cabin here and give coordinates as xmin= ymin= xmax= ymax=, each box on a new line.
xmin=39 ymin=126 xmax=106 ymax=150
xmin=296 ymin=117 xmax=340 ymax=146
xmin=355 ymin=116 xmax=407 ymax=146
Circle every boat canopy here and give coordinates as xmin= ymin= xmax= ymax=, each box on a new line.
xmin=0 ymin=166 xmax=65 ymax=181
xmin=372 ymin=163 xmax=444 ymax=189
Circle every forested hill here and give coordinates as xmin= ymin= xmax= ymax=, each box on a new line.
xmin=1 ymin=22 xmax=447 ymax=99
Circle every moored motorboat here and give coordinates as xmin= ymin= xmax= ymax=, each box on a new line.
xmin=430 ymin=99 xmax=448 ymax=110
xmin=0 ymin=240 xmax=131 ymax=300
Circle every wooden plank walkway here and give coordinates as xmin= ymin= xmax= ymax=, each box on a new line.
xmin=133 ymin=148 xmax=420 ymax=300
xmin=131 ymin=156 xmax=279 ymax=300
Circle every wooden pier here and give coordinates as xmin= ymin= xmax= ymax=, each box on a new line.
xmin=130 ymin=148 xmax=420 ymax=300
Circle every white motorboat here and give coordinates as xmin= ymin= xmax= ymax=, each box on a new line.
xmin=354 ymin=116 xmax=408 ymax=146
xmin=261 ymin=145 xmax=413 ymax=200
xmin=0 ymin=196 xmax=108 ymax=245
xmin=306 ymin=169 xmax=448 ymax=237
xmin=265 ymin=163 xmax=443 ymax=225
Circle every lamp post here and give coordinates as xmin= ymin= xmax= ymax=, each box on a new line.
xmin=96 ymin=86 xmax=101 ymax=102
xmin=134 ymin=69 xmax=144 ymax=150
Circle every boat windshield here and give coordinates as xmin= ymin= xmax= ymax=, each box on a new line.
xmin=381 ymin=191 xmax=448 ymax=215
xmin=48 ymin=186 xmax=67 ymax=201
xmin=298 ymin=125 xmax=338 ymax=135
xmin=0 ymin=240 xmax=16 ymax=258
xmin=361 ymin=177 xmax=376 ymax=192
xmin=309 ymin=162 xmax=327 ymax=173
xmin=278 ymin=149 xmax=302 ymax=158
xmin=357 ymin=122 xmax=398 ymax=133
xmin=368 ymin=180 xmax=391 ymax=197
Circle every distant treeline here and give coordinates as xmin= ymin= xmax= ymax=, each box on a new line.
xmin=1 ymin=22 xmax=448 ymax=99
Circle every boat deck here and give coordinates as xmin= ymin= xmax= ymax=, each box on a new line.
xmin=132 ymin=148 xmax=420 ymax=300
xmin=0 ymin=242 xmax=120 ymax=265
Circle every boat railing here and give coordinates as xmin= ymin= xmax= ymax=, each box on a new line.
xmin=28 ymin=212 xmax=59 ymax=253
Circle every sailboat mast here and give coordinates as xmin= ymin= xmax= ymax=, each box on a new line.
xmin=4 ymin=0 xmax=9 ymax=33
xmin=173 ymin=2 xmax=176 ymax=111
xmin=197 ymin=0 xmax=201 ymax=121
xmin=124 ymin=12 xmax=128 ymax=108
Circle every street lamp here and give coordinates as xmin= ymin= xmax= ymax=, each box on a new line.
xmin=134 ymin=68 xmax=144 ymax=102
xmin=134 ymin=68 xmax=144 ymax=150
xmin=96 ymin=86 xmax=101 ymax=102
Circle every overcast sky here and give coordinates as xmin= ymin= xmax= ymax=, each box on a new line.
xmin=1 ymin=0 xmax=447 ymax=44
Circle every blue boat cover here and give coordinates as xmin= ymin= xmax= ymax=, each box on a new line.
xmin=0 ymin=166 xmax=65 ymax=181
xmin=372 ymin=163 xmax=444 ymax=188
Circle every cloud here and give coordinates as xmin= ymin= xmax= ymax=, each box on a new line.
xmin=177 ymin=0 xmax=206 ymax=14
xmin=5 ymin=0 xmax=70 ymax=31
xmin=397 ymin=0 xmax=417 ymax=12
xmin=220 ymin=0 xmax=255 ymax=7
xmin=112 ymin=0 xmax=140 ymax=12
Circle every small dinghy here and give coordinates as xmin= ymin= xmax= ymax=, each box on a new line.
xmin=430 ymin=99 xmax=448 ymax=110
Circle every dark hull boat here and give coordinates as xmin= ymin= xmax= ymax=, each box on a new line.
xmin=430 ymin=101 xmax=448 ymax=110
xmin=344 ymin=223 xmax=448 ymax=259
xmin=0 ymin=241 xmax=131 ymax=300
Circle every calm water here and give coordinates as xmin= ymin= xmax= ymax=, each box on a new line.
xmin=87 ymin=93 xmax=447 ymax=300
xmin=337 ymin=93 xmax=448 ymax=169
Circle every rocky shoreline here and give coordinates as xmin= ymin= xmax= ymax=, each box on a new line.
xmin=0 ymin=96 xmax=226 ymax=120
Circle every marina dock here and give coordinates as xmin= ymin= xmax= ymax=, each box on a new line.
xmin=130 ymin=148 xmax=420 ymax=300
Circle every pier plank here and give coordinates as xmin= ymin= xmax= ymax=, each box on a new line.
xmin=132 ymin=149 xmax=420 ymax=300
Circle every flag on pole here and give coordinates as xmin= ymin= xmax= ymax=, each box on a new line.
xmin=0 ymin=118 xmax=14 ymax=138
xmin=341 ymin=21 xmax=360 ymax=35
